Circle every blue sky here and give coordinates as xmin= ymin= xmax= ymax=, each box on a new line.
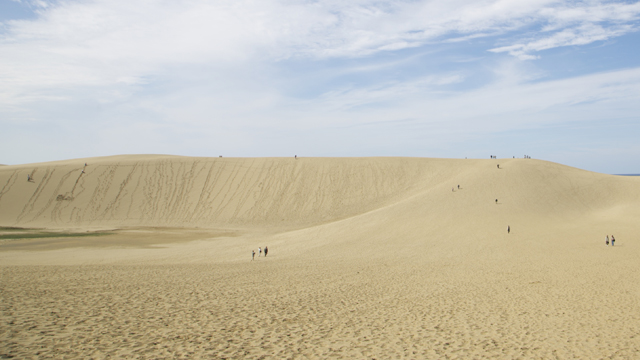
xmin=1 ymin=0 xmax=639 ymax=174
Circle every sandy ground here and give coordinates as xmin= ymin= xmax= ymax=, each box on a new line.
xmin=1 ymin=156 xmax=639 ymax=358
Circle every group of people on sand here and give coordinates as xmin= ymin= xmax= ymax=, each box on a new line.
xmin=491 ymin=155 xmax=531 ymax=159
xmin=251 ymin=246 xmax=268 ymax=260
xmin=605 ymin=235 xmax=616 ymax=246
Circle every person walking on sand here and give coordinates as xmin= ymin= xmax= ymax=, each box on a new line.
xmin=252 ymin=250 xmax=255 ymax=261
xmin=495 ymin=199 xmax=498 ymax=204
xmin=258 ymin=247 xmax=262 ymax=256
xmin=507 ymin=225 xmax=510 ymax=234
xmin=606 ymin=235 xmax=609 ymax=246
xmin=611 ymin=235 xmax=615 ymax=246
xmin=264 ymin=246 xmax=268 ymax=257
xmin=497 ymin=164 xmax=500 ymax=169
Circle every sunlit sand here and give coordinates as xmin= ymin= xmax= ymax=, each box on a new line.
xmin=1 ymin=156 xmax=639 ymax=358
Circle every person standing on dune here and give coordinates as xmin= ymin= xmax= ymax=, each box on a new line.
xmin=264 ymin=246 xmax=268 ymax=256
xmin=611 ymin=235 xmax=615 ymax=246
xmin=508 ymin=225 xmax=510 ymax=234
xmin=606 ymin=235 xmax=609 ymax=246
xmin=258 ymin=247 xmax=262 ymax=256
xmin=252 ymin=250 xmax=255 ymax=261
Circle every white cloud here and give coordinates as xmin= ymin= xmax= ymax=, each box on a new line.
xmin=1 ymin=0 xmax=639 ymax=108
xmin=2 ymin=0 xmax=639 ymax=107
xmin=1 ymin=0 xmax=640 ymax=171
xmin=490 ymin=23 xmax=636 ymax=59
xmin=490 ymin=1 xmax=640 ymax=59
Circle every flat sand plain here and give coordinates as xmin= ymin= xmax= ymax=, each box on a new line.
xmin=1 ymin=156 xmax=639 ymax=358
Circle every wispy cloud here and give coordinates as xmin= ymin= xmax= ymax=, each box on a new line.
xmin=1 ymin=0 xmax=639 ymax=172
xmin=2 ymin=0 xmax=639 ymax=101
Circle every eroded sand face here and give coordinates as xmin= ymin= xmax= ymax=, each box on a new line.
xmin=1 ymin=156 xmax=639 ymax=358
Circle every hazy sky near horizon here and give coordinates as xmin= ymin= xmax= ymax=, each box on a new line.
xmin=1 ymin=0 xmax=639 ymax=173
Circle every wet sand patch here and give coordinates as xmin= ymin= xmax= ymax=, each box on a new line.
xmin=0 ymin=227 xmax=238 ymax=251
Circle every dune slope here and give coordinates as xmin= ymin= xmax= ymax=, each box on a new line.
xmin=0 ymin=156 xmax=439 ymax=230
xmin=1 ymin=155 xmax=638 ymax=232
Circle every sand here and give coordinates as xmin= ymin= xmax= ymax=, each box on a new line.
xmin=1 ymin=156 xmax=639 ymax=358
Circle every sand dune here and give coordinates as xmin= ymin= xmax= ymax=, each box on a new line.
xmin=1 ymin=156 xmax=639 ymax=358
xmin=0 ymin=155 xmax=438 ymax=230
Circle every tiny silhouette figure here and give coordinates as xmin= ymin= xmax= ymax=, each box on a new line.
xmin=495 ymin=199 xmax=498 ymax=204
xmin=457 ymin=185 xmax=460 ymax=189
xmin=497 ymin=164 xmax=500 ymax=169
xmin=606 ymin=235 xmax=609 ymax=246
xmin=452 ymin=187 xmax=454 ymax=192
xmin=507 ymin=225 xmax=510 ymax=234
xmin=27 ymin=174 xmax=31 ymax=182
xmin=295 ymin=155 xmax=297 ymax=159
xmin=264 ymin=246 xmax=268 ymax=256
xmin=84 ymin=163 xmax=87 ymax=167
xmin=252 ymin=250 xmax=255 ymax=260
xmin=258 ymin=247 xmax=262 ymax=256
xmin=611 ymin=235 xmax=615 ymax=246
